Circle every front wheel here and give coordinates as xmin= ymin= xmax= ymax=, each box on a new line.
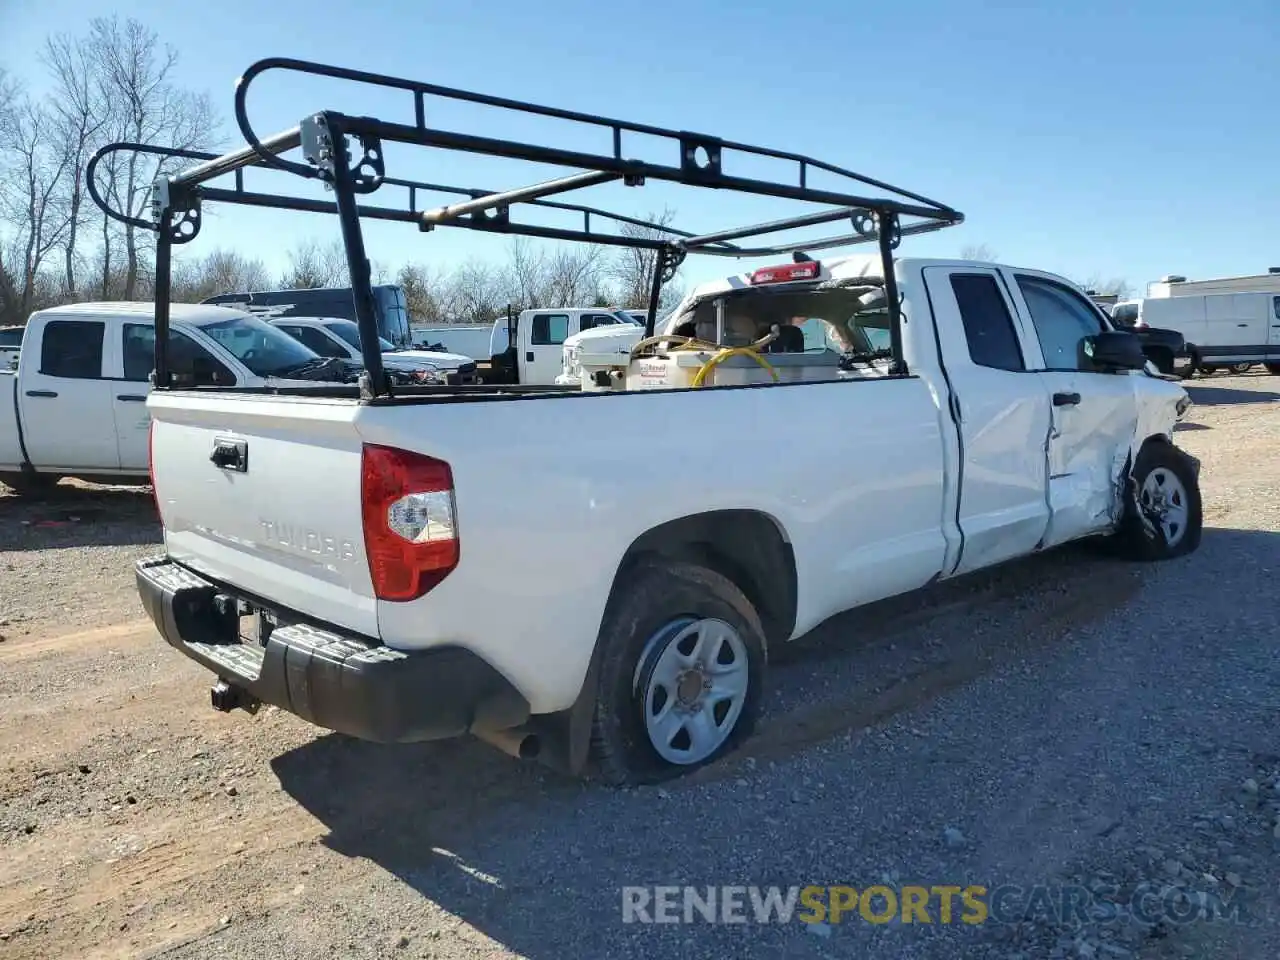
xmin=589 ymin=557 xmax=766 ymax=785
xmin=1114 ymin=443 xmax=1203 ymax=561
xmin=1227 ymin=362 xmax=1253 ymax=375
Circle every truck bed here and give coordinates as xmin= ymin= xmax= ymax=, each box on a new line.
xmin=148 ymin=375 xmax=949 ymax=715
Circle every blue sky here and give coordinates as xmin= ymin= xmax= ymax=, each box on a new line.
xmin=3 ymin=0 xmax=1277 ymax=297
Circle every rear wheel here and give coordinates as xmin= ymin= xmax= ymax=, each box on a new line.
xmin=1148 ymin=349 xmax=1174 ymax=376
xmin=589 ymin=557 xmax=766 ymax=785
xmin=1264 ymin=363 xmax=1280 ymax=375
xmin=1227 ymin=362 xmax=1253 ymax=375
xmin=1114 ymin=443 xmax=1202 ymax=561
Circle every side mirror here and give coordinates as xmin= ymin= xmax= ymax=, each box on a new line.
xmin=1083 ymin=331 xmax=1147 ymax=371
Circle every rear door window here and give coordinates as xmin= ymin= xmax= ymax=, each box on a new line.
xmin=41 ymin=320 xmax=105 ymax=379
xmin=951 ymin=273 xmax=1026 ymax=371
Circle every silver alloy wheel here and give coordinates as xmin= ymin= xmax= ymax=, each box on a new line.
xmin=1139 ymin=466 xmax=1190 ymax=547
xmin=634 ymin=617 xmax=750 ymax=765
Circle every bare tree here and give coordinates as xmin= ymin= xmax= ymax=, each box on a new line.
xmin=0 ymin=94 xmax=72 ymax=322
xmin=88 ymin=16 xmax=217 ymax=300
xmin=502 ymin=237 xmax=606 ymax=311
xmin=959 ymin=243 xmax=998 ymax=262
xmin=398 ymin=262 xmax=463 ymax=324
xmin=41 ymin=32 xmax=108 ymax=298
xmin=609 ymin=208 xmax=684 ymax=312
xmin=279 ymin=238 xmax=349 ymax=289
xmin=506 ymin=237 xmax=548 ymax=311
xmin=453 ymin=259 xmax=507 ymax=322
xmin=172 ymin=249 xmax=270 ymax=302
xmin=1074 ymin=273 xmax=1133 ymax=299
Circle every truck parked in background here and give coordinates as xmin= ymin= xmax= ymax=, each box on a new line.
xmin=202 ymin=284 xmax=413 ymax=348
xmin=1 ymin=302 xmax=352 ymax=493
xmin=1112 ymin=290 xmax=1280 ymax=376
xmin=265 ymin=315 xmax=479 ymax=384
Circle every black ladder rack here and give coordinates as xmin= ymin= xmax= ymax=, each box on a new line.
xmin=87 ymin=56 xmax=964 ymax=398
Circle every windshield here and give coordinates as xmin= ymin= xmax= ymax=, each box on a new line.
xmin=192 ymin=314 xmax=322 ymax=377
xmin=324 ymin=319 xmax=395 ymax=352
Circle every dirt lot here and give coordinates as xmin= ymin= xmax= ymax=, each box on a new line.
xmin=2 ymin=374 xmax=1279 ymax=960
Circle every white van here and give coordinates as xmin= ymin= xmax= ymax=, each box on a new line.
xmin=1117 ymin=293 xmax=1280 ymax=375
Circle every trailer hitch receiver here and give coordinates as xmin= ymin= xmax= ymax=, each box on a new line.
xmin=211 ymin=679 xmax=260 ymax=715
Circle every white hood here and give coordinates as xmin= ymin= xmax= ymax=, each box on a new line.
xmin=563 ymin=325 xmax=646 ymax=352
xmin=382 ymin=348 xmax=474 ymax=368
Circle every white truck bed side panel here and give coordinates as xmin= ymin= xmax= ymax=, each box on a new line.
xmin=364 ymin=379 xmax=948 ymax=714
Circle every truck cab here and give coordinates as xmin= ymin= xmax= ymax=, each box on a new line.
xmin=488 ymin=308 xmax=637 ymax=384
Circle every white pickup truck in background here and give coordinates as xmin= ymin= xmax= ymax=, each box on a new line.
xmin=261 ymin=314 xmax=480 ymax=384
xmin=1 ymin=302 xmax=352 ymax=493
xmin=137 ymin=254 xmax=1201 ymax=783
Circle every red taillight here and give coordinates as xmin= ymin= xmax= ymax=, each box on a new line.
xmin=360 ymin=443 xmax=459 ymax=602
xmin=749 ymin=261 xmax=821 ymax=285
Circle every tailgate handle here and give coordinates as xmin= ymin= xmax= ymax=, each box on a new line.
xmin=210 ymin=437 xmax=248 ymax=473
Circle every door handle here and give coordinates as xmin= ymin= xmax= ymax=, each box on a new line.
xmin=1053 ymin=391 xmax=1081 ymax=407
xmin=1237 ymin=323 xmax=1248 ymax=328
xmin=116 ymin=394 xmax=146 ymax=402
xmin=209 ymin=437 xmax=248 ymax=472
xmin=525 ymin=351 xmax=534 ymax=362
xmin=25 ymin=390 xmax=57 ymax=398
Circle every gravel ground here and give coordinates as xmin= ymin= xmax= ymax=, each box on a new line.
xmin=1 ymin=373 xmax=1278 ymax=960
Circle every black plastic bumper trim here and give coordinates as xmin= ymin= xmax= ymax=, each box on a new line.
xmin=135 ymin=556 xmax=529 ymax=743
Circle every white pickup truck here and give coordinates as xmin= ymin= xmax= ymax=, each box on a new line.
xmin=134 ymin=252 xmax=1200 ymax=783
xmin=99 ymin=57 xmax=1203 ymax=786
xmin=261 ymin=315 xmax=480 ymax=383
xmin=1 ymin=302 xmax=357 ymax=493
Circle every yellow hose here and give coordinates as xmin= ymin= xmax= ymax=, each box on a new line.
xmin=630 ymin=328 xmax=781 ymax=388
xmin=691 ymin=347 xmax=779 ymax=387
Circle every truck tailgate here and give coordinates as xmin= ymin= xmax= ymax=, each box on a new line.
xmin=148 ymin=392 xmax=378 ymax=636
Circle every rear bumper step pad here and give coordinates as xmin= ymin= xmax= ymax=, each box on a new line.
xmin=135 ymin=556 xmax=528 ymax=742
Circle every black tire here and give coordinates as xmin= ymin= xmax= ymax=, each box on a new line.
xmin=0 ymin=471 xmax=60 ymax=496
xmin=1148 ymin=349 xmax=1174 ymax=376
xmin=1114 ymin=443 xmax=1202 ymax=561
xmin=1264 ymin=363 xmax=1280 ymax=376
xmin=1176 ymin=350 xmax=1199 ymax=380
xmin=1227 ymin=362 xmax=1253 ymax=375
xmin=589 ymin=557 xmax=767 ymax=785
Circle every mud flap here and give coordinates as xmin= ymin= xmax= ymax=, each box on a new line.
xmin=527 ymin=644 xmax=602 ymax=777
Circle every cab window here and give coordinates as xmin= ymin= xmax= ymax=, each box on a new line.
xmin=123 ymin=324 xmax=237 ymax=386
xmin=41 ymin=320 xmax=105 ymax=379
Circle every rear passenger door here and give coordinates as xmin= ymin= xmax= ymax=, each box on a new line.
xmin=523 ymin=312 xmax=571 ymax=384
xmin=19 ymin=318 xmax=120 ymax=470
xmin=1002 ymin=271 xmax=1139 ymax=548
xmin=922 ymin=267 xmax=1052 ymax=575
xmin=114 ymin=323 xmax=239 ymax=472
